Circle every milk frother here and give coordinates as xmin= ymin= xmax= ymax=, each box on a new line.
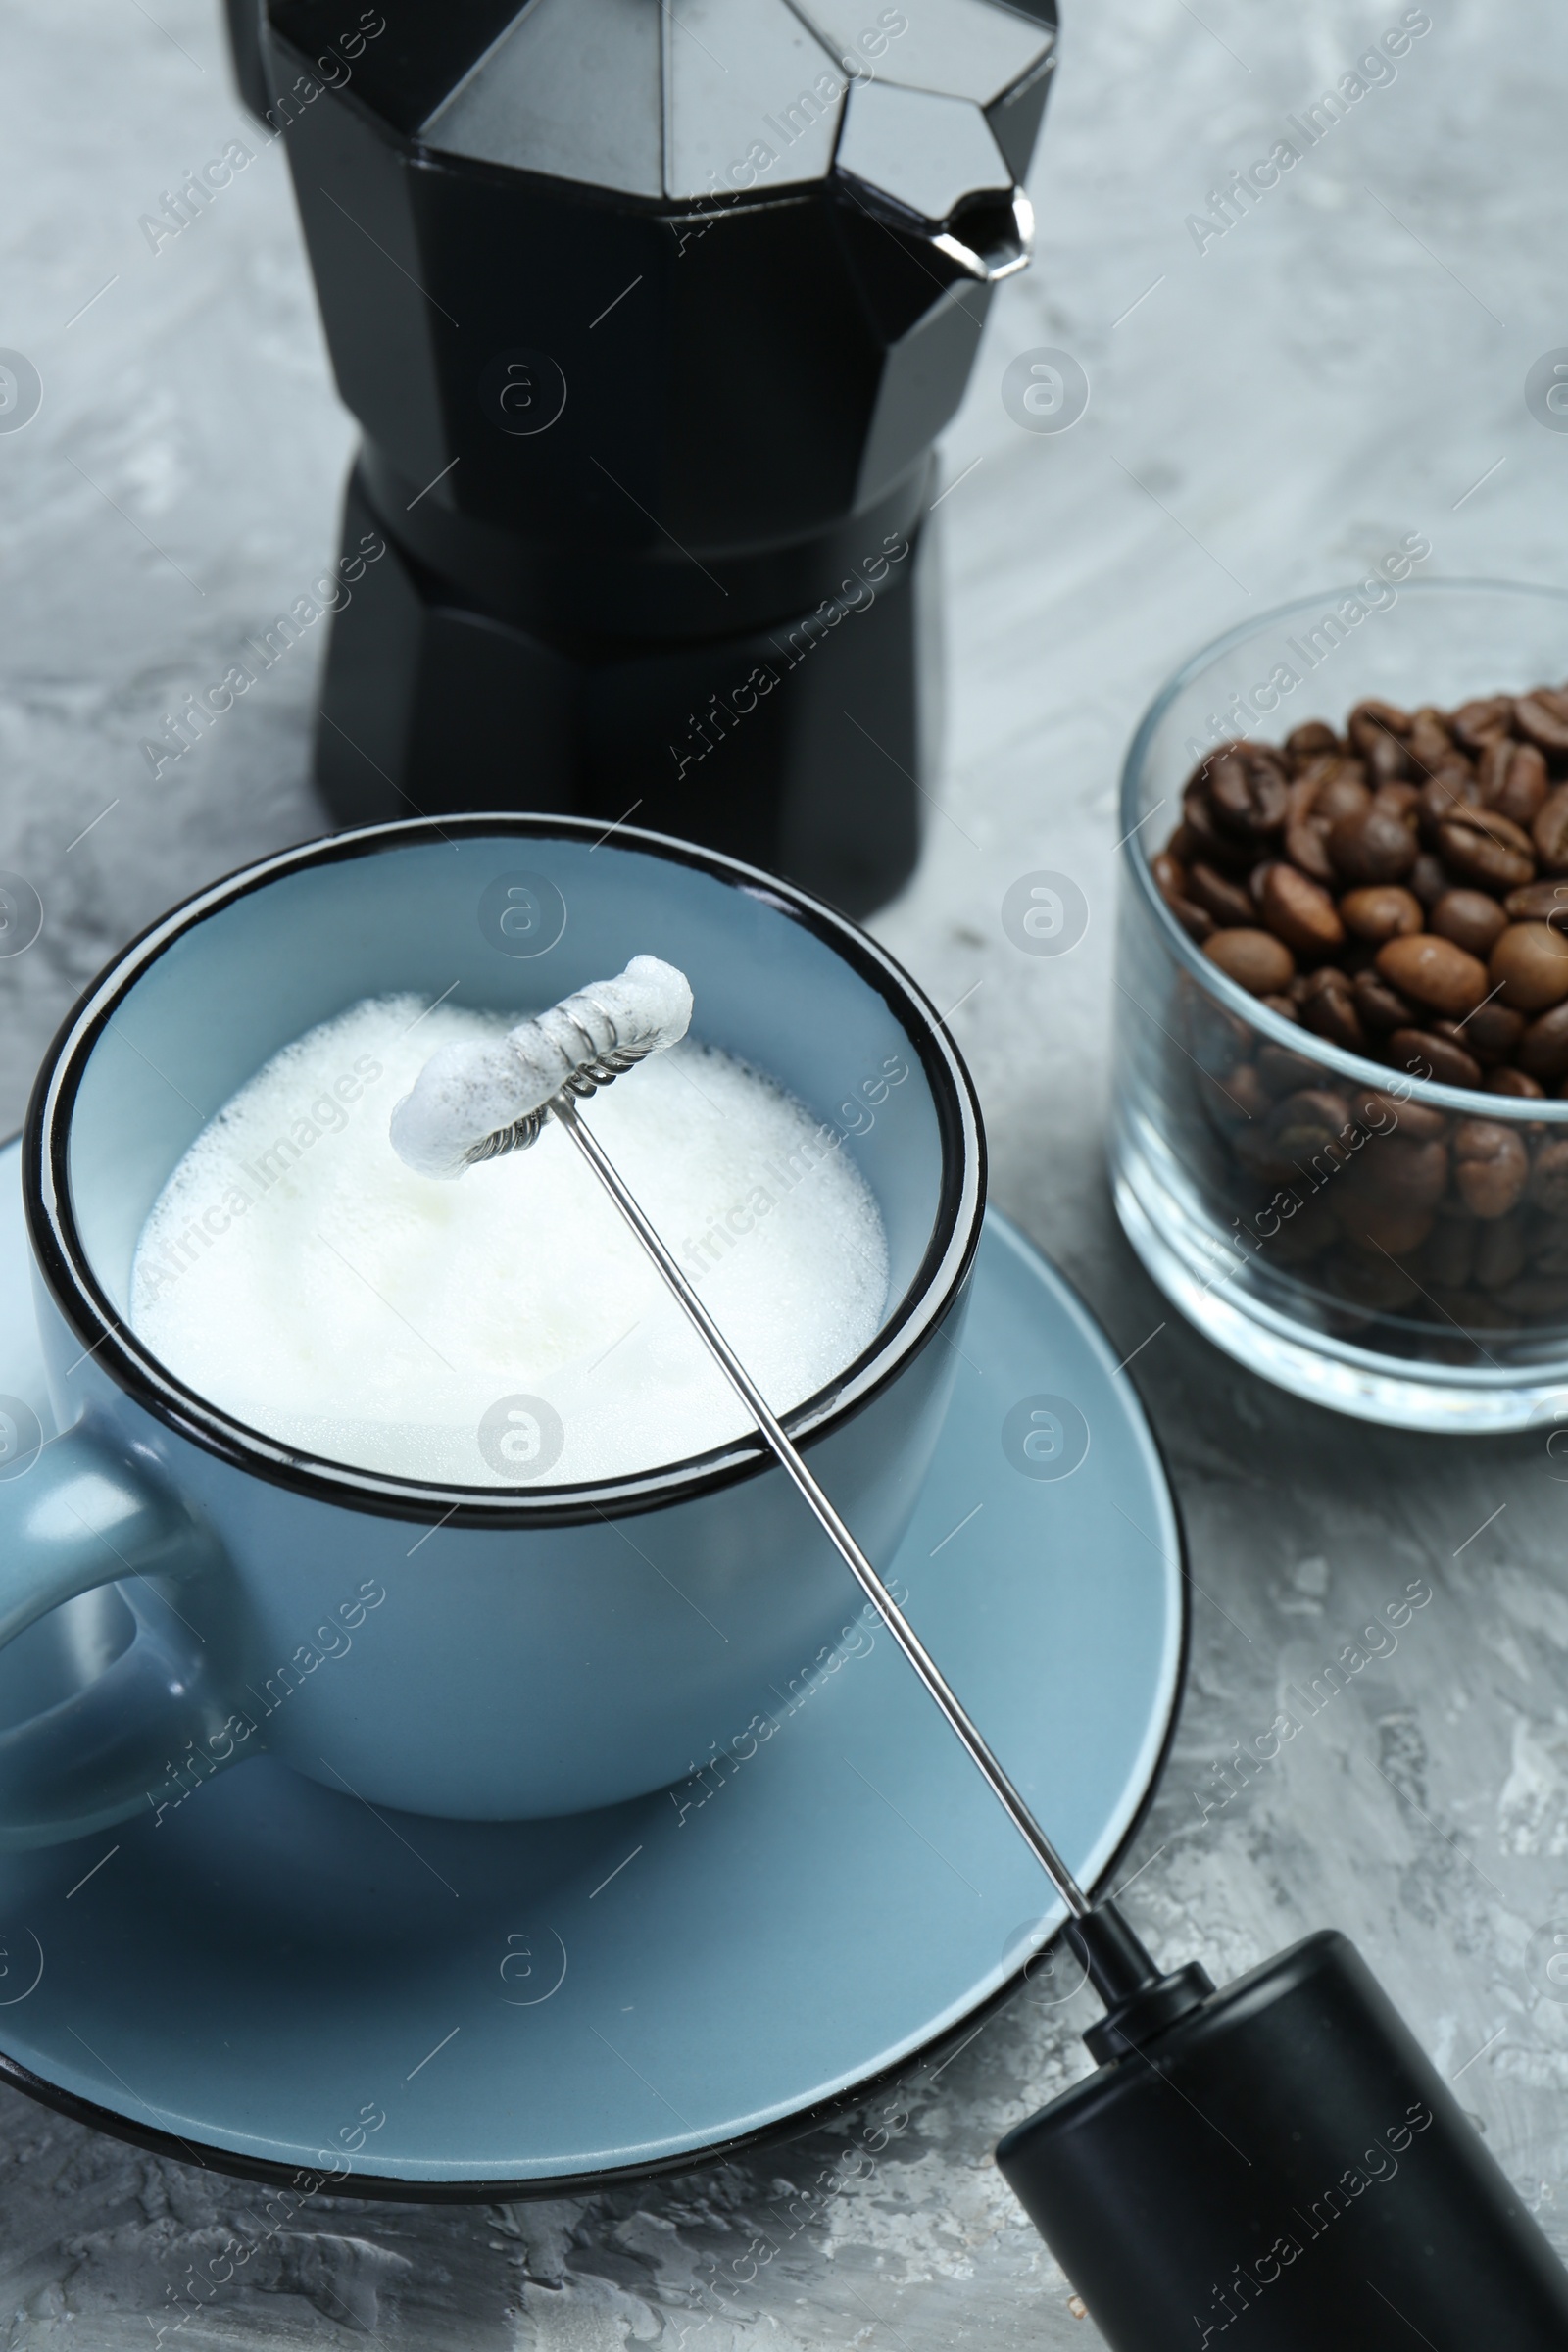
xmin=429 ymin=998 xmax=1568 ymax=2352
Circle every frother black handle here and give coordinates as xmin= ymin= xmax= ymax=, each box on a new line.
xmin=997 ymin=1928 xmax=1568 ymax=2351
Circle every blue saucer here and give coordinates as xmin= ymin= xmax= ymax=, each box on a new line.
xmin=0 ymin=1137 xmax=1184 ymax=2196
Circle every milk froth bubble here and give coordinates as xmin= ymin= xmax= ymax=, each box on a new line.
xmin=130 ymin=996 xmax=890 ymax=1486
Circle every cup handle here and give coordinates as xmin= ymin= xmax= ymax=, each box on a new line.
xmin=0 ymin=1414 xmax=240 ymax=1849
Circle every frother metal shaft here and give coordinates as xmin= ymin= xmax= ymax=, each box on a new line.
xmin=549 ymin=1092 xmax=1091 ymax=1922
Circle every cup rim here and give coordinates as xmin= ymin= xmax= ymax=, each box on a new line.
xmin=1119 ymin=575 xmax=1568 ymax=1126
xmin=24 ymin=814 xmax=987 ymax=1527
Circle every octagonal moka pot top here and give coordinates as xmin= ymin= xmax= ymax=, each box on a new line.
xmin=235 ymin=0 xmax=1056 ymax=911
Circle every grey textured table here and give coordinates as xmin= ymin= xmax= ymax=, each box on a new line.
xmin=2 ymin=0 xmax=1566 ymax=2342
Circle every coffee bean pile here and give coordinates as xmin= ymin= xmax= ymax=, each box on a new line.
xmin=1156 ymin=693 xmax=1568 ymax=1094
xmin=1151 ymin=691 xmax=1568 ymax=1344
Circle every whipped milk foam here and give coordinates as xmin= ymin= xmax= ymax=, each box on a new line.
xmin=130 ymin=996 xmax=891 ymax=1486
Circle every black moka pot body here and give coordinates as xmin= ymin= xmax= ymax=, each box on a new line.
xmin=238 ymin=0 xmax=1057 ymax=911
xmin=997 ymin=1929 xmax=1568 ymax=2351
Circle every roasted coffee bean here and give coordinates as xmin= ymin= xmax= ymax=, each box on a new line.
xmin=1354 ymin=969 xmax=1416 ymax=1035
xmin=1504 ymin=879 xmax=1568 ymax=923
xmin=1287 ymin=764 xmax=1366 ymax=858
xmin=1424 ymin=1214 xmax=1477 ymax=1289
xmin=1345 ymin=1203 xmax=1439 ymax=1260
xmin=1171 ymin=898 xmax=1214 ymax=943
xmin=1533 ymin=785 xmax=1568 ymax=874
xmin=1335 ymin=1213 xmax=1439 ymax=1270
xmin=1366 ymin=733 xmax=1411 ymax=785
xmin=1405 ymin=708 xmax=1456 ymax=778
xmin=1287 ymin=720 xmax=1340 ymax=759
xmin=1513 ymin=689 xmax=1568 ymax=757
xmin=1297 ymin=967 xmax=1364 ymax=1051
xmin=1408 ymin=852 xmax=1448 ymax=908
xmin=1397 ymin=1096 xmax=1455 ymax=1143
xmin=1257 ymin=992 xmax=1298 ymax=1021
xmin=1184 ymin=784 xmax=1254 ymax=873
xmin=1341 ymin=885 xmax=1424 ymax=943
xmin=1372 ymin=782 xmax=1422 ymax=825
xmin=1476 ymin=739 xmax=1512 ymax=802
xmin=1200 ymin=1067 xmax=1255 ymax=1133
xmin=1229 ymin=1112 xmax=1292 ymax=1174
xmin=1375 ymin=933 xmax=1489 ymax=1017
xmin=1472 ymin=804 xmax=1541 ymax=858
xmin=1322 ymin=773 xmax=1378 ymax=823
xmin=1518 ymin=1001 xmax=1568 ymax=1080
xmin=1278 ymin=776 xmax=1345 ymax=879
xmin=1203 ymin=927 xmax=1296 ymax=995
xmin=1256 ymin=1042 xmax=1326 ymax=1096
xmin=1435 ymin=806 xmax=1537 ymax=892
xmin=1267 ymin=1089 xmax=1354 ymax=1163
xmin=1531 ymin=1139 xmax=1568 ymax=1215
xmin=1284 ymin=811 xmax=1336 ymax=886
xmin=1258 ymin=862 xmax=1345 ymax=957
xmin=1235 ymin=1130 xmax=1317 ymax=1189
xmin=1181 ymin=783 xmax=1224 ymax=854
xmin=1207 ymin=744 xmax=1290 ymax=842
xmin=1449 ymin=1002 xmax=1526 ymax=1066
xmin=1491 ymin=920 xmax=1568 ymax=1012
xmin=1348 ymin=698 xmax=1412 ymax=756
xmin=1298 ymin=758 xmax=1372 ymax=823
xmin=1328 ymin=804 xmax=1418 ymax=884
xmin=1487 ymin=1066 xmax=1545 ymax=1099
xmin=1474 ymin=1212 xmax=1529 ymax=1291
xmin=1155 ymin=851 xmax=1217 ymax=941
xmin=1187 ymin=861 xmax=1257 ymax=928
xmin=1344 ymin=1132 xmax=1449 ymax=1210
xmin=1348 ymin=1087 xmax=1447 ymax=1142
xmin=1417 ymin=772 xmax=1483 ymax=842
xmin=1430 ymin=889 xmax=1508 ymax=959
xmin=1452 ymin=1120 xmax=1530 ymax=1219
xmin=1390 ymin=1029 xmax=1484 ymax=1089
xmin=1220 ymin=1061 xmax=1271 ymax=1122
xmin=1480 ymin=737 xmax=1549 ymax=826
xmin=1449 ymin=696 xmax=1514 ymax=752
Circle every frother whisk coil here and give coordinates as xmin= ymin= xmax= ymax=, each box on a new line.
xmin=461 ymin=1002 xmax=651 ymax=1165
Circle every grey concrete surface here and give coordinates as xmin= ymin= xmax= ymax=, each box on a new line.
xmin=1 ymin=0 xmax=1566 ymax=2342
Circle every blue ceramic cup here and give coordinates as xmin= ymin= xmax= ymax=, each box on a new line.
xmin=0 ymin=817 xmax=983 ymax=1846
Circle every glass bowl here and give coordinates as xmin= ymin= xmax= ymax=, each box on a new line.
xmin=1110 ymin=577 xmax=1568 ymax=1432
